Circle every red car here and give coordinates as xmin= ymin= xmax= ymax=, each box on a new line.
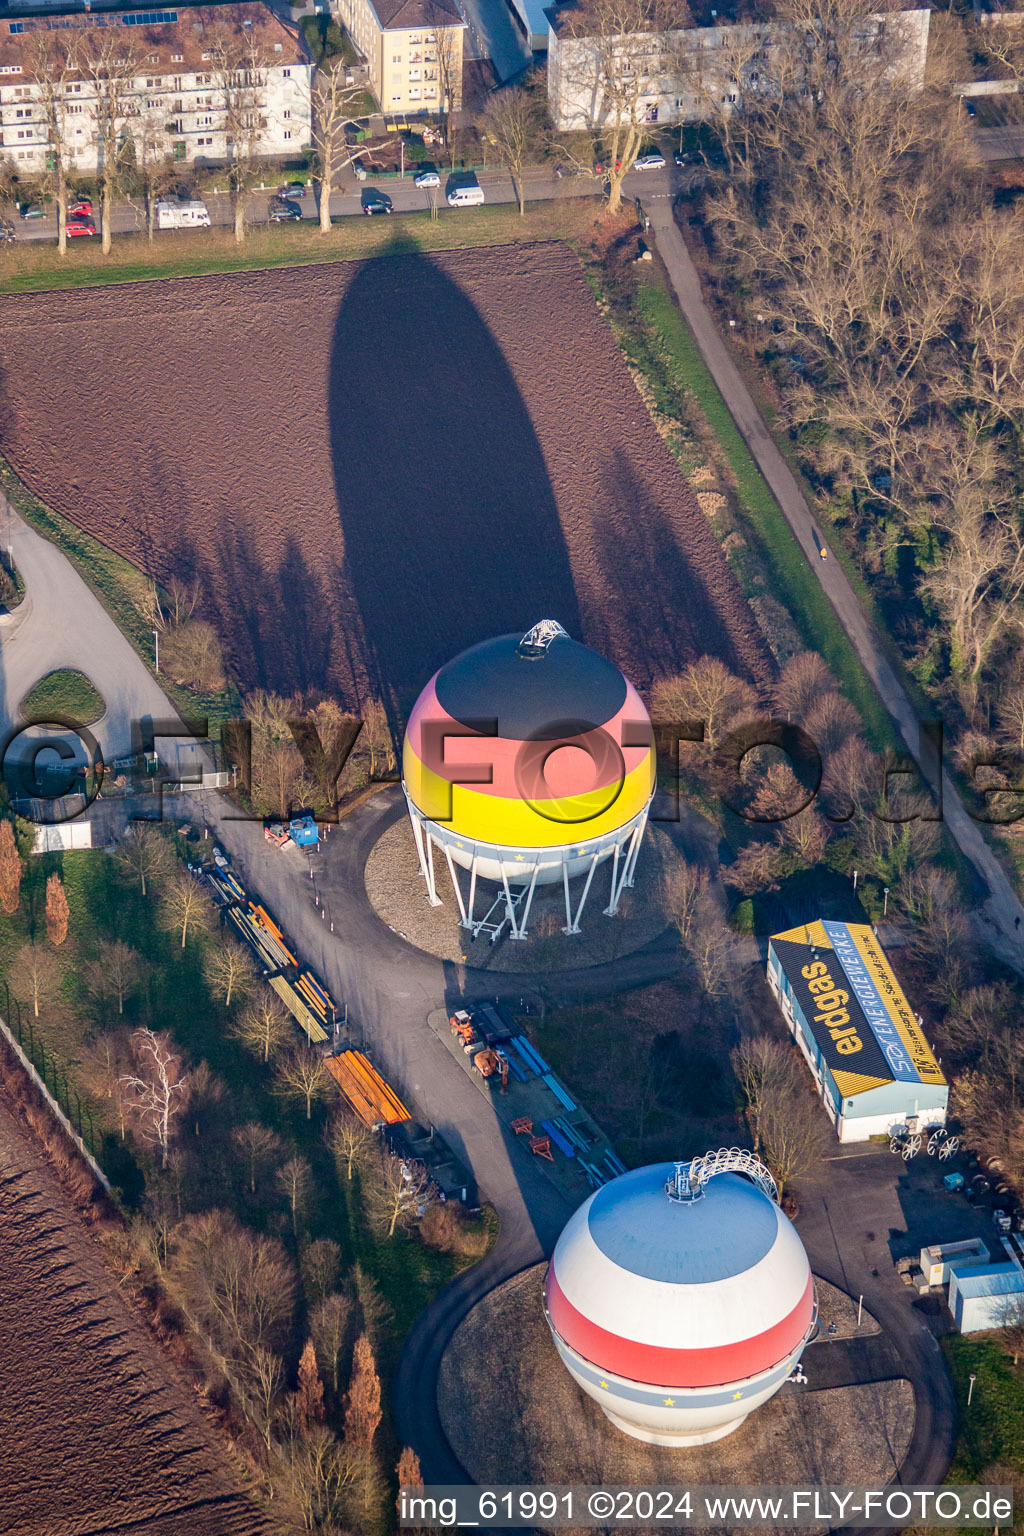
xmin=66 ymin=216 xmax=96 ymax=237
xmin=68 ymin=197 xmax=93 ymax=216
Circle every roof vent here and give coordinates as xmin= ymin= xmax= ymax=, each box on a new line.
xmin=518 ymin=619 xmax=567 ymax=659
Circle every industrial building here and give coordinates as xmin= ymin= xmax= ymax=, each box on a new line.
xmin=766 ymin=920 xmax=947 ymax=1143
xmin=544 ymin=1149 xmax=816 ymax=1445
xmin=402 ymin=620 xmax=655 ymax=941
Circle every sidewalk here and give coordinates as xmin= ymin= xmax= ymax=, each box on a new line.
xmin=646 ymin=200 xmax=1024 ymax=972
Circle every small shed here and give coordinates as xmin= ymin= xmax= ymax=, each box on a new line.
xmin=949 ymin=1261 xmax=1024 ymax=1333
xmin=920 ymin=1238 xmax=990 ymax=1288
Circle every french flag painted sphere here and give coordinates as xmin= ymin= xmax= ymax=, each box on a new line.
xmin=545 ymin=1163 xmax=816 ymax=1446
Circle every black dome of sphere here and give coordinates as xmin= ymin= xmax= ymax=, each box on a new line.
xmin=434 ymin=631 xmax=628 ymax=741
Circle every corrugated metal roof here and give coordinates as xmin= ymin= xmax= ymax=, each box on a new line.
xmin=953 ymin=1262 xmax=1024 ymax=1298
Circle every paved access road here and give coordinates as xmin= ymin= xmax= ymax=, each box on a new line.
xmin=6 ymin=166 xmax=613 ymax=244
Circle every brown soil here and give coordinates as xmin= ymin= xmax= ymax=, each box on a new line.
xmin=0 ymin=1092 xmax=270 ymax=1536
xmin=0 ymin=243 xmax=772 ymax=716
xmin=439 ymin=1266 xmax=913 ymax=1536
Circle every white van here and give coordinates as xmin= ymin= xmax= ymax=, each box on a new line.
xmin=446 ymin=184 xmax=485 ymax=208
xmin=155 ymin=199 xmax=211 ymax=230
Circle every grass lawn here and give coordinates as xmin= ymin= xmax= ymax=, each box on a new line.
xmin=0 ymin=198 xmax=598 ymax=295
xmin=20 ymin=668 xmax=104 ymax=727
xmin=942 ymin=1334 xmax=1024 ymax=1486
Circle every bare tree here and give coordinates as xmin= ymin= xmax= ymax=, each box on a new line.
xmin=277 ymin=1153 xmax=313 ymax=1237
xmin=25 ymin=28 xmax=80 ymax=257
xmin=773 ymin=652 xmax=837 ymax=724
xmin=80 ymin=30 xmax=146 ymax=254
xmin=732 ymin=1036 xmax=829 ymax=1193
xmin=327 ymin=1109 xmax=374 ymax=1180
xmin=301 ymin=1237 xmax=342 ymax=1305
xmin=206 ymin=23 xmax=274 ymax=243
xmin=553 ymin=0 xmax=678 ymax=214
xmin=275 ymin=1046 xmax=331 ymax=1120
xmin=161 ymin=620 xmax=226 ymax=694
xmin=432 ymin=11 xmax=463 ymax=169
xmin=83 ymin=939 xmax=146 ymax=1016
xmin=204 ymin=941 xmax=257 ymax=1010
xmin=651 ymin=657 xmax=758 ymax=751
xmin=684 ymin=892 xmax=734 ymax=999
xmin=277 ymin=1425 xmax=360 ymax=1532
xmin=12 ymin=941 xmax=62 ymax=1019
xmin=362 ymin=1146 xmax=437 ymax=1238
xmin=481 ymin=82 xmax=542 ymax=216
xmin=113 ymin=824 xmax=174 ymax=897
xmin=231 ymin=994 xmax=292 ymax=1063
xmin=233 ymin=1120 xmax=285 ymax=1196
xmin=162 ymin=872 xmax=212 ymax=950
xmin=119 ymin=1028 xmax=189 ymax=1168
xmin=310 ymin=61 xmax=369 ymax=233
xmin=361 ymin=696 xmax=397 ymax=780
xmin=659 ymin=859 xmax=709 ymax=945
xmin=311 ymin=1289 xmax=354 ymax=1397
xmin=185 ymin=1060 xmax=226 ymax=1139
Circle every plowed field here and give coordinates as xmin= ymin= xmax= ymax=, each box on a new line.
xmin=0 ymin=242 xmax=771 ymax=711
xmin=0 ymin=1096 xmax=270 ymax=1536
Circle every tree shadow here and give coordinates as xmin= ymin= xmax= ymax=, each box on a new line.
xmin=329 ymin=244 xmax=580 ymax=716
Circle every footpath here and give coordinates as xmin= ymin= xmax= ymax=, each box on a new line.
xmin=646 ymin=200 xmax=1024 ymax=974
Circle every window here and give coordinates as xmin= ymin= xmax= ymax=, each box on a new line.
xmin=14 ymin=108 xmax=28 ymax=119
xmin=283 ymin=129 xmax=292 ymax=139
xmin=8 ymin=21 xmax=25 ymax=32
xmin=120 ymin=10 xmax=178 ymax=24
xmin=391 ymin=93 xmax=402 ymax=102
xmin=171 ymin=53 xmax=184 ymax=62
xmin=392 ymin=53 xmax=402 ymax=62
xmin=196 ymin=134 xmax=212 ymax=145
xmin=198 ymin=114 xmax=214 ymax=126
xmin=283 ymin=108 xmax=291 ymax=118
xmin=282 ymin=67 xmax=291 ymax=76
xmin=69 ymin=83 xmax=83 ymax=94
xmin=16 ymin=128 xmax=30 ymax=139
xmin=0 ymin=64 xmax=22 ymax=75
xmin=173 ymin=139 xmax=186 ymax=158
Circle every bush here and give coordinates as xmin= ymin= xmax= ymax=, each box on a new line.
xmin=731 ymin=897 xmax=755 ymax=935
xmin=161 ymin=619 xmax=226 ymax=694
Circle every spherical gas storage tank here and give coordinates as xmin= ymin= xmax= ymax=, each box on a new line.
xmin=401 ymin=621 xmax=655 ymax=936
xmin=544 ymin=1151 xmax=816 ymax=1446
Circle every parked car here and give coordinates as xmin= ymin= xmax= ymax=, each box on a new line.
xmin=19 ymin=203 xmax=45 ymax=220
xmin=634 ymin=151 xmax=666 ymax=170
xmin=281 ymin=180 xmax=306 ymax=196
xmin=414 ymin=168 xmax=440 ymax=189
xmin=66 ymin=216 xmax=96 ymax=237
xmin=674 ymin=150 xmax=700 ymax=167
xmin=68 ymin=197 xmax=93 ymax=216
xmin=268 ymin=197 xmax=303 ymax=222
xmin=361 ymin=189 xmax=392 ymax=215
xmin=0 ymin=219 xmax=14 ymax=244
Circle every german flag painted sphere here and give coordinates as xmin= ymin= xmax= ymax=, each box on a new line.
xmin=402 ymin=624 xmax=655 ymax=863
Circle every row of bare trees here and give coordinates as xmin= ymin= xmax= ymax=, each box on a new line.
xmin=696 ymin=0 xmax=1024 ymax=728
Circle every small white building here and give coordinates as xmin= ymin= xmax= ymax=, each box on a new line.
xmin=920 ymin=1238 xmax=990 ymax=1289
xmin=950 ymin=1261 xmax=1024 ymax=1334
xmin=0 ymin=4 xmax=311 ymax=177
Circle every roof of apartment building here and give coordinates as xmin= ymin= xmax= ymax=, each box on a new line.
xmin=366 ymin=0 xmax=462 ymax=33
xmin=0 ymin=2 xmax=307 ymax=72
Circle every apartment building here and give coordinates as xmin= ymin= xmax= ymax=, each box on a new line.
xmin=548 ymin=6 xmax=930 ymax=131
xmin=332 ymin=0 xmax=463 ymax=114
xmin=0 ymin=3 xmax=311 ymax=174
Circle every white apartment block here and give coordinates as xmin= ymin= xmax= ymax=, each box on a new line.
xmin=547 ymin=7 xmax=931 ymax=131
xmin=0 ymin=3 xmax=312 ymax=175
xmin=331 ymin=0 xmax=463 ymax=114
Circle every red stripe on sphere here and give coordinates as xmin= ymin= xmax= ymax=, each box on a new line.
xmin=545 ymin=1269 xmax=814 ymax=1388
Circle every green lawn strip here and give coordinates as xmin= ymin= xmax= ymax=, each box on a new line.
xmin=20 ymin=668 xmax=104 ymax=727
xmin=942 ymin=1334 xmax=1024 ymax=1483
xmin=0 ymin=459 xmax=241 ymax=734
xmin=0 ymin=199 xmax=594 ymax=295
xmin=632 ymin=278 xmax=896 ymax=750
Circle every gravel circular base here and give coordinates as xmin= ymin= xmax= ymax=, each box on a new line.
xmin=363 ymin=818 xmax=678 ymax=972
xmin=439 ymin=1266 xmax=914 ymax=1532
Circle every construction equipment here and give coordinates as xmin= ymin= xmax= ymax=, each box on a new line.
xmin=450 ymin=1013 xmax=478 ymax=1051
xmin=473 ymin=1047 xmax=499 ymax=1078
xmin=264 ymin=813 xmax=320 ymax=850
xmin=943 ymin=1172 xmax=965 ymax=1193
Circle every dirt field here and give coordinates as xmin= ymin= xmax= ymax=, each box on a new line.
xmin=439 ymin=1266 xmax=913 ymax=1536
xmin=0 ymin=243 xmax=771 ymax=714
xmin=0 ymin=1095 xmax=270 ymax=1536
